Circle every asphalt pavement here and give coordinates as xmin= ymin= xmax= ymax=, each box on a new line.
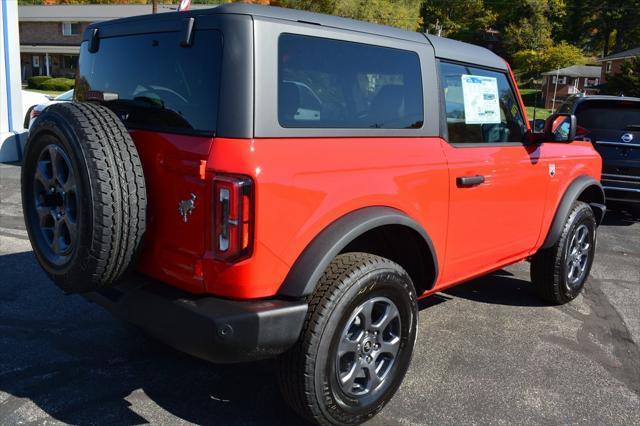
xmin=1 ymin=161 xmax=639 ymax=425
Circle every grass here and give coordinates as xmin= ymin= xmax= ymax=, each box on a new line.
xmin=519 ymin=88 xmax=540 ymax=96
xmin=526 ymin=106 xmax=553 ymax=120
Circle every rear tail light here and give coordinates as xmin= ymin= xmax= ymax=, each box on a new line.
xmin=213 ymin=174 xmax=253 ymax=262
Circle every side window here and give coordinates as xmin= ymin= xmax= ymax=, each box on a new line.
xmin=439 ymin=61 xmax=526 ymax=144
xmin=278 ymin=34 xmax=423 ymax=129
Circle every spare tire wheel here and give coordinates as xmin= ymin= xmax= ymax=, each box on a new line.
xmin=21 ymin=102 xmax=147 ymax=293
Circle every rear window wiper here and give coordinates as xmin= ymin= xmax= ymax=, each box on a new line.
xmin=624 ymin=124 xmax=640 ymax=131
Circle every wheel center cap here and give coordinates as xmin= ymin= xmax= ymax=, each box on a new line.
xmin=362 ymin=339 xmax=373 ymax=353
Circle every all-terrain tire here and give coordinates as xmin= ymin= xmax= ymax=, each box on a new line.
xmin=21 ymin=102 xmax=146 ymax=293
xmin=531 ymin=201 xmax=597 ymax=304
xmin=277 ymin=253 xmax=418 ymax=425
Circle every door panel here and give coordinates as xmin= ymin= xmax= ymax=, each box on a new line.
xmin=436 ymin=61 xmax=549 ymax=286
xmin=441 ymin=144 xmax=548 ymax=284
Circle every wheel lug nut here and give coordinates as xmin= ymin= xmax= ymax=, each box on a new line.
xmin=366 ymin=356 xmax=372 ymax=363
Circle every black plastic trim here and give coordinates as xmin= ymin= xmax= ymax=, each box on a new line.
xmin=88 ymin=28 xmax=99 ymax=53
xmin=542 ymin=175 xmax=605 ymax=249
xmin=277 ymin=206 xmax=439 ymax=298
xmin=85 ymin=274 xmax=308 ymax=363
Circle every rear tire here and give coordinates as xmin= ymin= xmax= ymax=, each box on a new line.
xmin=277 ymin=253 xmax=418 ymax=425
xmin=531 ymin=201 xmax=596 ymax=304
xmin=21 ymin=102 xmax=146 ymax=293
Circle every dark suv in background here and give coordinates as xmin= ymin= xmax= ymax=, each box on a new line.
xmin=559 ymin=95 xmax=640 ymax=206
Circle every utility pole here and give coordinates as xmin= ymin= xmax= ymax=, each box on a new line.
xmin=152 ymin=0 xmax=158 ymax=14
xmin=551 ymin=67 xmax=560 ymax=112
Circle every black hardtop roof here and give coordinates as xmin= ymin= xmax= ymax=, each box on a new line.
xmin=85 ymin=3 xmax=507 ymax=70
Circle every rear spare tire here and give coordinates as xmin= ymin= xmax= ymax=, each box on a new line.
xmin=21 ymin=102 xmax=146 ymax=293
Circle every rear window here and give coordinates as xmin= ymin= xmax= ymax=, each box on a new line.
xmin=277 ymin=34 xmax=423 ymax=129
xmin=76 ymin=30 xmax=222 ymax=135
xmin=575 ymin=100 xmax=640 ymax=131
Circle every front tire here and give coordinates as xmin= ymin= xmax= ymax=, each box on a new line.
xmin=278 ymin=253 xmax=418 ymax=425
xmin=531 ymin=201 xmax=597 ymax=304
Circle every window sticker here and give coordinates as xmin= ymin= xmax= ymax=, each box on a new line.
xmin=461 ymin=75 xmax=500 ymax=124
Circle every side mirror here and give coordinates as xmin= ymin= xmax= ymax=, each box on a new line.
xmin=544 ymin=113 xmax=577 ymax=142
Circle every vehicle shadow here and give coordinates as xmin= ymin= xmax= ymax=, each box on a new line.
xmin=439 ymin=268 xmax=546 ymax=308
xmin=0 ymin=251 xmax=302 ymax=425
xmin=601 ymin=203 xmax=640 ymax=226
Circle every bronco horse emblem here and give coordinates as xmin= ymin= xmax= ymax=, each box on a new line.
xmin=178 ymin=193 xmax=197 ymax=223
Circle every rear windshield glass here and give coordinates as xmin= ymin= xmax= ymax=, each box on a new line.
xmin=574 ymin=100 xmax=640 ymax=131
xmin=278 ymin=34 xmax=424 ymax=129
xmin=76 ymin=30 xmax=222 ymax=135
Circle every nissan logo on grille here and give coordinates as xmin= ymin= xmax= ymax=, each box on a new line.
xmin=621 ymin=133 xmax=634 ymax=143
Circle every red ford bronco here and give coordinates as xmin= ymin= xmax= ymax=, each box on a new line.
xmin=21 ymin=4 xmax=605 ymax=425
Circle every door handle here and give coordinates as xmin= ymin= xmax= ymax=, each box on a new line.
xmin=456 ymin=175 xmax=485 ymax=187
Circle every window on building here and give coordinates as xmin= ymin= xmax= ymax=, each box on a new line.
xmin=62 ymin=22 xmax=80 ymax=36
xmin=277 ymin=34 xmax=424 ymax=129
xmin=574 ymin=78 xmax=580 ymax=88
xmin=62 ymin=55 xmax=78 ymax=70
xmin=606 ymin=61 xmax=612 ymax=73
xmin=552 ymin=75 xmax=567 ymax=85
xmin=584 ymin=78 xmax=599 ymax=87
xmin=439 ymin=61 xmax=526 ymax=144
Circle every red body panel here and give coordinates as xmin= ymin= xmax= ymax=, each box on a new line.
xmin=130 ymin=125 xmax=601 ymax=300
xmin=437 ymin=143 xmax=548 ymax=286
xmin=131 ymin=130 xmax=212 ymax=294
xmin=204 ymin=137 xmax=450 ymax=298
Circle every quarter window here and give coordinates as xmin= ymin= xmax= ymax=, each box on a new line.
xmin=439 ymin=61 xmax=526 ymax=144
xmin=278 ymin=34 xmax=424 ymax=129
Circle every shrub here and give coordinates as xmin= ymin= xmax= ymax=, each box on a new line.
xmin=39 ymin=78 xmax=75 ymax=92
xmin=27 ymin=75 xmax=52 ymax=89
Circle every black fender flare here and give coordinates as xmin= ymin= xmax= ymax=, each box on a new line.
xmin=542 ymin=175 xmax=605 ymax=249
xmin=277 ymin=206 xmax=439 ymax=298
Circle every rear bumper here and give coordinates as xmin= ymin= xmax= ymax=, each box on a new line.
xmin=84 ymin=274 xmax=307 ymax=363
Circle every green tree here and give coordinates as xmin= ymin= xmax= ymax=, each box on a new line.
xmin=337 ymin=0 xmax=422 ymax=31
xmin=512 ymin=42 xmax=585 ymax=85
xmin=602 ymin=58 xmax=640 ymax=97
xmin=500 ymin=0 xmax=558 ymax=55
xmin=274 ymin=0 xmax=337 ymax=13
xmin=420 ymin=0 xmax=496 ymax=43
xmin=541 ymin=42 xmax=586 ymax=70
xmin=276 ymin=0 xmax=422 ymax=30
